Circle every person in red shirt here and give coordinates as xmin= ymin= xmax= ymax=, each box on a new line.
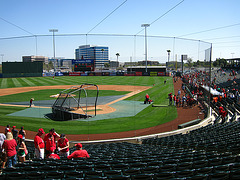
xmin=44 ymin=128 xmax=60 ymax=157
xmin=34 ymin=128 xmax=45 ymax=159
xmin=57 ymin=134 xmax=69 ymax=157
xmin=48 ymin=153 xmax=60 ymax=160
xmin=145 ymin=93 xmax=150 ymax=104
xmin=67 ymin=143 xmax=90 ymax=159
xmin=2 ymin=132 xmax=17 ymax=168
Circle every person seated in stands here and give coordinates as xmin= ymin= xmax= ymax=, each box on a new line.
xmin=67 ymin=143 xmax=89 ymax=159
xmin=213 ymin=96 xmax=218 ymax=105
xmin=57 ymin=134 xmax=70 ymax=157
xmin=48 ymin=151 xmax=60 ymax=160
xmin=219 ymin=106 xmax=227 ymax=121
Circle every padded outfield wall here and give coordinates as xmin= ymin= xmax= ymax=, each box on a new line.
xmin=2 ymin=62 xmax=43 ymax=78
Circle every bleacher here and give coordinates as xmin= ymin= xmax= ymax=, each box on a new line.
xmin=1 ymin=135 xmax=240 ymax=179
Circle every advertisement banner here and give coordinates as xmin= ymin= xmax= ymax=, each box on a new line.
xmin=72 ymin=59 xmax=94 ymax=64
xmin=150 ymin=72 xmax=158 ymax=76
xmin=158 ymin=72 xmax=165 ymax=76
xmin=135 ymin=72 xmax=142 ymax=76
xmin=69 ymin=72 xmax=81 ymax=76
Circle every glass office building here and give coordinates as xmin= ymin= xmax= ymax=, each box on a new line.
xmin=75 ymin=45 xmax=109 ymax=68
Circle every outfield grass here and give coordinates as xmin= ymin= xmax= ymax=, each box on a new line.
xmin=0 ymin=76 xmax=176 ymax=134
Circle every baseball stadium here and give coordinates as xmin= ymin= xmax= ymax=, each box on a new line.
xmin=1 ymin=2 xmax=240 ymax=178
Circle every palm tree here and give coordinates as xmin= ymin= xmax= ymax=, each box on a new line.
xmin=116 ymin=53 xmax=120 ymax=70
xmin=167 ymin=50 xmax=171 ymax=63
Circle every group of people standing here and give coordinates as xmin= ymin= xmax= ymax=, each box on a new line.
xmin=0 ymin=126 xmax=89 ymax=170
xmin=0 ymin=125 xmax=27 ymax=169
xmin=34 ymin=128 xmax=89 ymax=160
xmin=168 ymin=90 xmax=195 ymax=108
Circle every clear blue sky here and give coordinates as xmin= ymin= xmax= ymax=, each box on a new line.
xmin=0 ymin=0 xmax=239 ymax=63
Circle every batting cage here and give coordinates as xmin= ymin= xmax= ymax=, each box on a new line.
xmin=52 ymin=84 xmax=99 ymax=121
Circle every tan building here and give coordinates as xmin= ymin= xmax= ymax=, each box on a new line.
xmin=22 ymin=56 xmax=48 ymax=64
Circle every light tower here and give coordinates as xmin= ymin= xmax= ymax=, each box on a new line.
xmin=141 ymin=24 xmax=150 ymax=73
xmin=49 ymin=29 xmax=58 ymax=72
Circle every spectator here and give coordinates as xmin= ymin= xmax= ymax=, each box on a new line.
xmin=5 ymin=125 xmax=10 ymax=136
xmin=2 ymin=132 xmax=17 ymax=168
xmin=0 ymin=133 xmax=6 ymax=169
xmin=173 ymin=95 xmax=177 ymax=106
xmin=44 ymin=128 xmax=60 ymax=157
xmin=57 ymin=134 xmax=70 ymax=157
xmin=67 ymin=143 xmax=90 ymax=159
xmin=17 ymin=135 xmax=27 ymax=163
xmin=34 ymin=128 xmax=45 ymax=159
xmin=168 ymin=93 xmax=173 ymax=105
xmin=19 ymin=126 xmax=26 ymax=141
xmin=12 ymin=126 xmax=18 ymax=141
xmin=48 ymin=152 xmax=60 ymax=160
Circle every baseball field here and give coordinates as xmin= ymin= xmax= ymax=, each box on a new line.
xmin=0 ymin=76 xmax=177 ymax=136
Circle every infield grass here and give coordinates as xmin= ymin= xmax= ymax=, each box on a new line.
xmin=0 ymin=76 xmax=176 ymax=134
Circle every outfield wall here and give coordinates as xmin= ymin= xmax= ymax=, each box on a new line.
xmin=2 ymin=62 xmax=43 ymax=78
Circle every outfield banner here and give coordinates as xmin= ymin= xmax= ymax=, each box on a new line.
xmin=81 ymin=72 xmax=88 ymax=76
xmin=158 ymin=72 xmax=165 ymax=76
xmin=95 ymin=72 xmax=102 ymax=76
xmin=110 ymin=72 xmax=116 ymax=76
xmin=88 ymin=72 xmax=95 ymax=76
xmin=135 ymin=72 xmax=142 ymax=76
xmin=69 ymin=72 xmax=81 ymax=76
xmin=124 ymin=73 xmax=135 ymax=76
xmin=43 ymin=72 xmax=54 ymax=77
xmin=102 ymin=72 xmax=110 ymax=76
xmin=150 ymin=72 xmax=158 ymax=76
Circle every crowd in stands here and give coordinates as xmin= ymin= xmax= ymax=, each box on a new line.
xmin=0 ymin=126 xmax=90 ymax=172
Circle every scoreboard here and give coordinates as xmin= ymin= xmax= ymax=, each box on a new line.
xmin=72 ymin=59 xmax=94 ymax=72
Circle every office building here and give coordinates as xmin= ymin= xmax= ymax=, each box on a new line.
xmin=22 ymin=56 xmax=48 ymax=64
xmin=75 ymin=45 xmax=109 ymax=68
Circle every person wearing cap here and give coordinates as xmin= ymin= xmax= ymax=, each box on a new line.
xmin=19 ymin=126 xmax=26 ymax=141
xmin=17 ymin=134 xmax=27 ymax=163
xmin=12 ymin=126 xmax=18 ymax=141
xmin=57 ymin=134 xmax=69 ymax=157
xmin=2 ymin=132 xmax=17 ymax=168
xmin=48 ymin=152 xmax=60 ymax=160
xmin=44 ymin=128 xmax=60 ymax=157
xmin=34 ymin=128 xmax=45 ymax=159
xmin=67 ymin=143 xmax=89 ymax=159
xmin=5 ymin=125 xmax=10 ymax=136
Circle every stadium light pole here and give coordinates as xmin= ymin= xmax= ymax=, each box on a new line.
xmin=49 ymin=29 xmax=58 ymax=73
xmin=141 ymin=24 xmax=150 ymax=73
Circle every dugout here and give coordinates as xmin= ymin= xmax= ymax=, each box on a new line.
xmin=127 ymin=66 xmax=166 ymax=76
xmin=2 ymin=62 xmax=43 ymax=78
